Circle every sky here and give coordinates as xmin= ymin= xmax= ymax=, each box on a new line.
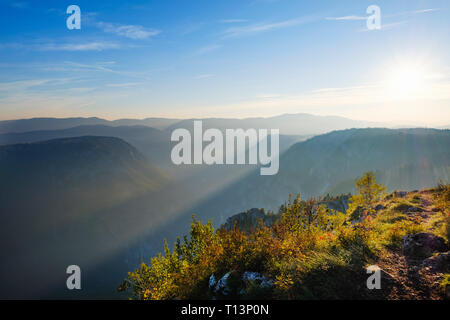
xmin=0 ymin=0 xmax=449 ymax=126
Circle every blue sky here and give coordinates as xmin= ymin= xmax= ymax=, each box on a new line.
xmin=0 ymin=0 xmax=449 ymax=125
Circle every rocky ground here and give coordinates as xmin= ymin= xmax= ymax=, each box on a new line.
xmin=372 ymin=190 xmax=449 ymax=300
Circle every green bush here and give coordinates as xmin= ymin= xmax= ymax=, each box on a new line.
xmin=119 ymin=174 xmax=445 ymax=300
xmin=440 ymin=274 xmax=450 ymax=298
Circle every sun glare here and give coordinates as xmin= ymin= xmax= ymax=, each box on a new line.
xmin=384 ymin=60 xmax=433 ymax=100
xmin=387 ymin=66 xmax=425 ymax=99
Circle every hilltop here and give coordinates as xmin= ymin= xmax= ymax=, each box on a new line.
xmin=120 ymin=175 xmax=450 ymax=300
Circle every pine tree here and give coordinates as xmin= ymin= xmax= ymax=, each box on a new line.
xmin=348 ymin=171 xmax=386 ymax=219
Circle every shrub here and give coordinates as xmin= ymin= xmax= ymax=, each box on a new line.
xmin=347 ymin=172 xmax=386 ymax=216
xmin=434 ymin=183 xmax=450 ymax=242
xmin=119 ymin=175 xmax=447 ymax=300
xmin=411 ymin=195 xmax=421 ymax=204
xmin=385 ymin=219 xmax=425 ymax=248
xmin=440 ymin=274 xmax=450 ymax=298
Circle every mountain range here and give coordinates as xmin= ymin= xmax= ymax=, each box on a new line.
xmin=0 ymin=114 xmax=448 ymax=298
xmin=0 ymin=113 xmax=382 ymax=136
xmin=186 ymin=128 xmax=450 ymax=221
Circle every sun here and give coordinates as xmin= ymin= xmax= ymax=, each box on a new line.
xmin=384 ymin=60 xmax=431 ymax=100
xmin=390 ymin=68 xmax=423 ymax=92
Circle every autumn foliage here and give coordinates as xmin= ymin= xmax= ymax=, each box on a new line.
xmin=119 ymin=173 xmax=449 ymax=300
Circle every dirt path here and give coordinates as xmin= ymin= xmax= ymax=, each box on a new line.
xmin=373 ymin=192 xmax=445 ymax=300
xmin=417 ymin=190 xmax=438 ymax=223
xmin=375 ymin=250 xmax=443 ymax=299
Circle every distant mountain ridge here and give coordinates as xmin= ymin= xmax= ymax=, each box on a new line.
xmin=0 ymin=125 xmax=171 ymax=167
xmin=0 ymin=117 xmax=180 ymax=134
xmin=0 ymin=135 xmax=166 ymax=192
xmin=170 ymin=128 xmax=450 ymax=228
xmin=165 ymin=113 xmax=381 ymax=136
xmin=0 ymin=113 xmax=385 ymax=136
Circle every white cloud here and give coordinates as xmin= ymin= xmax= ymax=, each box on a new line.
xmin=358 ymin=21 xmax=407 ymax=32
xmin=62 ymin=61 xmax=151 ymax=80
xmin=40 ymin=42 xmax=121 ymax=51
xmin=326 ymin=16 xmax=366 ymax=21
xmin=393 ymin=8 xmax=440 ymax=17
xmin=327 ymin=7 xmax=440 ymax=28
xmin=0 ymin=78 xmax=73 ymax=93
xmin=63 ymin=61 xmax=116 ymax=73
xmin=97 ymin=22 xmax=160 ymax=39
xmin=412 ymin=8 xmax=439 ymax=14
xmin=0 ymin=79 xmax=50 ymax=92
xmin=0 ymin=41 xmax=121 ymax=52
xmin=222 ymin=16 xmax=317 ymax=38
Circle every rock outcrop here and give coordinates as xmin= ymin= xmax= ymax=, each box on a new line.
xmin=422 ymin=251 xmax=450 ymax=273
xmin=209 ymin=271 xmax=274 ymax=299
xmin=406 ymin=206 xmax=423 ymax=214
xmin=402 ymin=233 xmax=448 ymax=258
xmin=242 ymin=272 xmax=273 ymax=288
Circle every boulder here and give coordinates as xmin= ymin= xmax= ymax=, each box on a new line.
xmin=375 ymin=204 xmax=386 ymax=211
xmin=240 ymin=272 xmax=274 ymax=298
xmin=215 ymin=273 xmax=231 ymax=296
xmin=402 ymin=233 xmax=448 ymax=258
xmin=242 ymin=272 xmax=273 ymax=288
xmin=210 ymin=271 xmax=274 ymax=298
xmin=208 ymin=274 xmax=216 ymax=289
xmin=406 ymin=206 xmax=423 ymax=213
xmin=422 ymin=251 xmax=450 ymax=273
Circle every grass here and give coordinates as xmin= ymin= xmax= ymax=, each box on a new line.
xmin=440 ymin=274 xmax=450 ymax=296
xmin=410 ymin=194 xmax=422 ymax=204
xmin=120 ymin=183 xmax=450 ymax=300
xmin=426 ymin=212 xmax=448 ymax=241
xmin=391 ymin=200 xmax=415 ymax=212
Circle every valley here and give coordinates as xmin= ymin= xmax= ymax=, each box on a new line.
xmin=0 ymin=115 xmax=448 ymax=298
